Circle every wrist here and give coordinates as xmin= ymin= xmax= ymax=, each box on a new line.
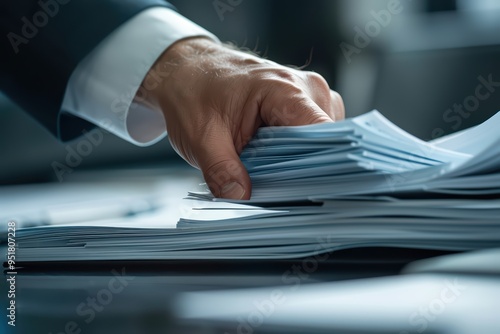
xmin=137 ymin=37 xmax=220 ymax=112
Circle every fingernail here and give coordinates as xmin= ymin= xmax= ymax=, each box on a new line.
xmin=221 ymin=182 xmax=246 ymax=200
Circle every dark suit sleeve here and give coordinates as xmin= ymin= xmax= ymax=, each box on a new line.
xmin=0 ymin=0 xmax=174 ymax=141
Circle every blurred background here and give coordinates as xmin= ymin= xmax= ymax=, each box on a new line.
xmin=2 ymin=0 xmax=500 ymax=185
xmin=2 ymin=3 xmax=500 ymax=333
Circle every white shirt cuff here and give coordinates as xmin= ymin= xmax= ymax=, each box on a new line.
xmin=61 ymin=7 xmax=219 ymax=146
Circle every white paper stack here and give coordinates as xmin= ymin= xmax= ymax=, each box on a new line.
xmin=12 ymin=110 xmax=500 ymax=262
xmin=14 ymin=197 xmax=500 ymax=261
xmin=189 ymin=110 xmax=500 ymax=202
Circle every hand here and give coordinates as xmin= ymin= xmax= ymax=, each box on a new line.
xmin=139 ymin=37 xmax=345 ymax=200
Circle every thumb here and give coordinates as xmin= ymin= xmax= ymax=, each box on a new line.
xmin=196 ymin=130 xmax=252 ymax=200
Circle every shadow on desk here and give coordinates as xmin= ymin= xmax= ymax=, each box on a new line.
xmin=1 ymin=247 xmax=458 ymax=334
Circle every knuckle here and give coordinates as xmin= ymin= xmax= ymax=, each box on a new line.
xmin=270 ymin=67 xmax=298 ymax=82
xmin=330 ymin=90 xmax=342 ymax=103
xmin=251 ymin=66 xmax=300 ymax=87
xmin=305 ymin=71 xmax=330 ymax=92
xmin=330 ymin=90 xmax=345 ymax=120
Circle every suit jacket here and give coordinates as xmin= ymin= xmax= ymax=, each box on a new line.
xmin=0 ymin=0 xmax=173 ymax=141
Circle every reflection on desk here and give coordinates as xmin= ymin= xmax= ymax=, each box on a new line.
xmin=1 ymin=250 xmax=499 ymax=334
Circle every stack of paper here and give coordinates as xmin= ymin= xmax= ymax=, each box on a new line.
xmin=190 ymin=110 xmax=500 ymax=202
xmin=11 ymin=110 xmax=500 ymax=263
xmin=13 ymin=197 xmax=500 ymax=261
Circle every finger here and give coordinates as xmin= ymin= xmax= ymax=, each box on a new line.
xmin=260 ymin=91 xmax=334 ymax=127
xmin=195 ymin=128 xmax=252 ymax=200
xmin=300 ymin=71 xmax=337 ymax=121
xmin=330 ymin=90 xmax=345 ymax=121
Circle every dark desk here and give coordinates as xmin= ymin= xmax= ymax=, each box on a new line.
xmin=4 ymin=247 xmax=497 ymax=334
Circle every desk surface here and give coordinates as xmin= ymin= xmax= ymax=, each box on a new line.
xmin=3 ymin=247 xmax=499 ymax=334
xmin=1 ymin=169 xmax=499 ymax=334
